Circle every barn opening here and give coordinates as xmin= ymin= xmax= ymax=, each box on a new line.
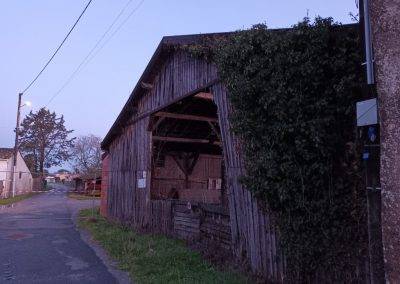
xmin=149 ymin=91 xmax=227 ymax=205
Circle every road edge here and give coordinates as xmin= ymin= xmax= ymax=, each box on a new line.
xmin=70 ymin=208 xmax=132 ymax=284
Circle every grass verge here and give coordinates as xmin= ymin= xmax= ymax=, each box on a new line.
xmin=0 ymin=192 xmax=40 ymax=205
xmin=78 ymin=208 xmax=247 ymax=284
xmin=68 ymin=192 xmax=100 ymax=201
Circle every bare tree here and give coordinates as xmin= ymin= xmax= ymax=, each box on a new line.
xmin=70 ymin=134 xmax=102 ymax=175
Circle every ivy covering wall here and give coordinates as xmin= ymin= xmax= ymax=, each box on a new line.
xmin=211 ymin=18 xmax=367 ymax=279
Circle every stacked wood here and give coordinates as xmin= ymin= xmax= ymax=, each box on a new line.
xmin=171 ymin=201 xmax=231 ymax=250
xmin=200 ymin=210 xmax=231 ymax=250
xmin=173 ymin=210 xmax=201 ymax=240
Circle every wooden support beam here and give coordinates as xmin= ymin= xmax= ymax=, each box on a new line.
xmin=186 ymin=152 xmax=200 ymax=175
xmin=171 ymin=155 xmax=187 ymax=176
xmin=153 ymin=136 xmax=221 ymax=146
xmin=152 ymin=117 xmax=166 ymax=131
xmin=154 ymin=112 xmax=218 ymax=123
xmin=194 ymin=92 xmax=213 ymax=100
xmin=207 ymin=122 xmax=221 ymax=140
xmin=148 ymin=116 xmax=166 ymax=131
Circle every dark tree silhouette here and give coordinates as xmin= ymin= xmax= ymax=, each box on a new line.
xmin=18 ymin=108 xmax=75 ymax=176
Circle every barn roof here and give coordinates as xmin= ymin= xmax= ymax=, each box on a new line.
xmin=0 ymin=148 xmax=14 ymax=159
xmin=101 ymin=32 xmax=232 ymax=150
xmin=101 ymin=24 xmax=358 ymax=150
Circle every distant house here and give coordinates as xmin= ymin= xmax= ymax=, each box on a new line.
xmin=45 ymin=176 xmax=55 ymax=184
xmin=55 ymin=171 xmax=73 ymax=183
xmin=72 ymin=173 xmax=101 ymax=196
xmin=0 ymin=148 xmax=33 ymax=198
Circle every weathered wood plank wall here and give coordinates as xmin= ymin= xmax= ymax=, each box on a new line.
xmin=172 ymin=201 xmax=231 ymax=249
xmin=152 ymin=154 xmax=222 ymax=203
xmin=106 ymin=49 xmax=284 ymax=281
xmin=107 ymin=50 xmax=219 ymax=227
xmin=211 ymin=82 xmax=285 ymax=280
xmin=100 ymin=154 xmax=110 ymax=217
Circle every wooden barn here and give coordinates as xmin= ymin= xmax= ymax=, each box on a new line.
xmin=101 ymin=33 xmax=284 ymax=280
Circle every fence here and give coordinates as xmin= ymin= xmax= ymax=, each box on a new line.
xmin=147 ymin=199 xmax=231 ymax=251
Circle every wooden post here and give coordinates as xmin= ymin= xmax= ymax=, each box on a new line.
xmin=370 ymin=0 xmax=400 ymax=281
xmin=11 ymin=93 xmax=23 ymax=198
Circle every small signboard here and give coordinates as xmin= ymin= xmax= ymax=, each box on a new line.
xmin=137 ymin=178 xmax=146 ymax=189
xmin=356 ymin=98 xmax=378 ymax=126
xmin=137 ymin=170 xmax=147 ymax=189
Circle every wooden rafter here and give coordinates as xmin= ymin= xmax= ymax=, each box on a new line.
xmin=148 ymin=116 xmax=166 ymax=131
xmin=153 ymin=136 xmax=221 ymax=146
xmin=207 ymin=121 xmax=221 ymax=140
xmin=194 ymin=92 xmax=213 ymax=100
xmin=154 ymin=112 xmax=218 ymax=123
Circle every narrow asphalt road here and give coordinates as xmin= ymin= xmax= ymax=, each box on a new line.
xmin=0 ymin=184 xmax=117 ymax=284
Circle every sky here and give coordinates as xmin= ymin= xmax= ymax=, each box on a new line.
xmin=0 ymin=0 xmax=358 ymax=150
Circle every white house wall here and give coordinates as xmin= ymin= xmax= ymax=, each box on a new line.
xmin=0 ymin=152 xmax=33 ymax=198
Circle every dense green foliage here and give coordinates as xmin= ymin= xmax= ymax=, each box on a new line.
xmin=214 ymin=18 xmax=367 ymax=278
xmin=79 ymin=208 xmax=247 ymax=284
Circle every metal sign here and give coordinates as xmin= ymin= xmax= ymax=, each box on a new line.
xmin=356 ymin=98 xmax=378 ymax=126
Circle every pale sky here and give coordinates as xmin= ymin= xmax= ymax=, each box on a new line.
xmin=0 ymin=0 xmax=358 ymax=149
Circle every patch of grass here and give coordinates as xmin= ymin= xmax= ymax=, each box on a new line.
xmin=68 ymin=192 xmax=100 ymax=201
xmin=0 ymin=192 xmax=40 ymax=205
xmin=79 ymin=208 xmax=248 ymax=284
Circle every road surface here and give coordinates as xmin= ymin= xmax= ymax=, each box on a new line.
xmin=0 ymin=184 xmax=118 ymax=283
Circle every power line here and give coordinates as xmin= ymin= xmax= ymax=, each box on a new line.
xmin=45 ymin=0 xmax=145 ymax=107
xmin=82 ymin=0 xmax=145 ymax=70
xmin=45 ymin=0 xmax=137 ymax=106
xmin=21 ymin=0 xmax=94 ymax=94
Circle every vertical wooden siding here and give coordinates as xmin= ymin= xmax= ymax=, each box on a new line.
xmin=107 ymin=50 xmax=283 ymax=281
xmin=107 ymin=50 xmax=219 ymax=228
xmin=211 ymin=82 xmax=284 ymax=281
xmin=100 ymin=154 xmax=110 ymax=217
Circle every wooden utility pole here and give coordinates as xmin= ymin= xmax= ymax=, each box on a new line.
xmin=370 ymin=0 xmax=400 ymax=281
xmin=11 ymin=93 xmax=23 ymax=198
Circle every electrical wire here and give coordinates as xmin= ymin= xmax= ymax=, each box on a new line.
xmin=45 ymin=0 xmax=145 ymax=107
xmin=81 ymin=0 xmax=145 ymax=70
xmin=21 ymin=0 xmax=94 ymax=94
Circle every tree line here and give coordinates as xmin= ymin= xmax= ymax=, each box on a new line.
xmin=18 ymin=107 xmax=102 ymax=177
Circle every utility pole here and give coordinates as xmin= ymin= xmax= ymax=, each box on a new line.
xmin=11 ymin=93 xmax=23 ymax=198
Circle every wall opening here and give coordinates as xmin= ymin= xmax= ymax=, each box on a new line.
xmin=149 ymin=92 xmax=227 ymax=205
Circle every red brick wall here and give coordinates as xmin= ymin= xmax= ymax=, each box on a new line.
xmin=100 ymin=154 xmax=110 ymax=217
